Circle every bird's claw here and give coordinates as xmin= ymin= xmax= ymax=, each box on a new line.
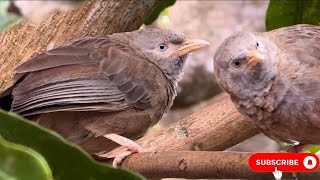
xmin=103 ymin=133 xmax=143 ymax=167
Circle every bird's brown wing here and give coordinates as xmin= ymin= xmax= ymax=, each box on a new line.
xmin=8 ymin=37 xmax=152 ymax=116
xmin=268 ymin=25 xmax=320 ymax=129
xmin=267 ymin=24 xmax=320 ymax=67
xmin=15 ymin=37 xmax=106 ymax=74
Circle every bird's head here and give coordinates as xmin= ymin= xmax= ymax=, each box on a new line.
xmin=214 ymin=32 xmax=278 ymax=99
xmin=115 ymin=28 xmax=210 ymax=81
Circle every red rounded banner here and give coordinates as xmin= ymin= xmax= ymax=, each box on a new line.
xmin=248 ymin=153 xmax=319 ymax=172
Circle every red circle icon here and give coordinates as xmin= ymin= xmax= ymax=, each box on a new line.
xmin=248 ymin=153 xmax=319 ymax=172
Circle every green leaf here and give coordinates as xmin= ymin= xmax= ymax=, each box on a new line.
xmin=266 ymin=0 xmax=320 ymax=31
xmin=307 ymin=145 xmax=320 ymax=154
xmin=144 ymin=0 xmax=176 ymax=25
xmin=0 ymin=136 xmax=53 ymax=180
xmin=0 ymin=109 xmax=144 ymax=180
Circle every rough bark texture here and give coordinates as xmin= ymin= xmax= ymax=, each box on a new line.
xmin=98 ymin=94 xmax=261 ymax=158
xmin=121 ymin=151 xmax=320 ymax=179
xmin=0 ymin=0 xmax=161 ymax=91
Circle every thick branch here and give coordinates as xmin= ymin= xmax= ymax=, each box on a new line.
xmin=99 ymin=94 xmax=261 ymax=159
xmin=121 ymin=151 xmax=320 ymax=179
xmin=0 ymin=0 xmax=161 ymax=91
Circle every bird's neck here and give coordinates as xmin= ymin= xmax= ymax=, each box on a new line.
xmin=164 ymin=68 xmax=183 ymax=83
xmin=163 ymin=74 xmax=178 ymax=109
xmin=161 ymin=58 xmax=186 ymax=108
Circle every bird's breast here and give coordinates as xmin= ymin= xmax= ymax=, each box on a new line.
xmin=145 ymin=80 xmax=176 ymax=125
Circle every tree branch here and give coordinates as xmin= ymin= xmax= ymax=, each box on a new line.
xmin=120 ymin=151 xmax=320 ymax=179
xmin=98 ymin=94 xmax=261 ymax=159
xmin=0 ymin=0 xmax=161 ymax=91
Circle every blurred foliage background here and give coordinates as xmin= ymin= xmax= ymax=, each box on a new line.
xmin=0 ymin=1 xmax=20 ymax=32
xmin=266 ymin=0 xmax=320 ymax=31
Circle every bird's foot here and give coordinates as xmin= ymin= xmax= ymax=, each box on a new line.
xmin=112 ymin=151 xmax=137 ymax=168
xmin=103 ymin=133 xmax=143 ymax=167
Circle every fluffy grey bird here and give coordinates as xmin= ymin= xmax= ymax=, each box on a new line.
xmin=0 ymin=28 xmax=209 ymax=166
xmin=214 ymin=24 xmax=320 ymax=150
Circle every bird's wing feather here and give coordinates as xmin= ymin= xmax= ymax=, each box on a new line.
xmin=15 ymin=37 xmax=108 ymax=74
xmin=268 ymin=24 xmax=320 ymax=67
xmin=270 ymin=25 xmax=320 ymax=129
xmin=7 ymin=37 xmax=153 ymax=116
xmin=99 ymin=46 xmax=152 ymax=110
xmin=273 ymin=67 xmax=320 ymax=134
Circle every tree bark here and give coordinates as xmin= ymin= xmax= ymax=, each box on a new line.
xmin=0 ymin=0 xmax=161 ymax=91
xmin=121 ymin=151 xmax=320 ymax=180
xmin=99 ymin=94 xmax=261 ymax=159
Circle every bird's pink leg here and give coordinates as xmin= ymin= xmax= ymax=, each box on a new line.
xmin=103 ymin=133 xmax=143 ymax=167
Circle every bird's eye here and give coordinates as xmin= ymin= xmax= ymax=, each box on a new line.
xmin=158 ymin=44 xmax=168 ymax=51
xmin=256 ymin=42 xmax=259 ymax=47
xmin=232 ymin=60 xmax=241 ymax=68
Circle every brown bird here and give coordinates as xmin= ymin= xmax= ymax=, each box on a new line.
xmin=214 ymin=24 xmax=320 ymax=151
xmin=0 ymin=28 xmax=209 ymax=165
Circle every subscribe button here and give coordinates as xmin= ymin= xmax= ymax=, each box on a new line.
xmin=248 ymin=153 xmax=319 ymax=172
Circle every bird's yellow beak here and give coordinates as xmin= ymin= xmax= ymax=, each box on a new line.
xmin=176 ymin=39 xmax=210 ymax=57
xmin=247 ymin=49 xmax=263 ymax=67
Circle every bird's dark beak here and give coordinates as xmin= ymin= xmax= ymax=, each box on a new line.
xmin=247 ymin=50 xmax=263 ymax=67
xmin=176 ymin=39 xmax=210 ymax=57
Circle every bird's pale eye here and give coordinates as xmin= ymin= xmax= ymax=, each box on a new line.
xmin=231 ymin=59 xmax=241 ymax=68
xmin=158 ymin=43 xmax=168 ymax=52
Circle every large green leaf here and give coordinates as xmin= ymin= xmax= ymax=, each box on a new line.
xmin=0 ymin=109 xmax=144 ymax=180
xmin=266 ymin=0 xmax=320 ymax=31
xmin=144 ymin=0 xmax=176 ymax=25
xmin=306 ymin=145 xmax=320 ymax=154
xmin=0 ymin=136 xmax=53 ymax=180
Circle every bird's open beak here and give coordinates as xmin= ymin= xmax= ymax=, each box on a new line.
xmin=247 ymin=50 xmax=263 ymax=67
xmin=176 ymin=39 xmax=210 ymax=57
